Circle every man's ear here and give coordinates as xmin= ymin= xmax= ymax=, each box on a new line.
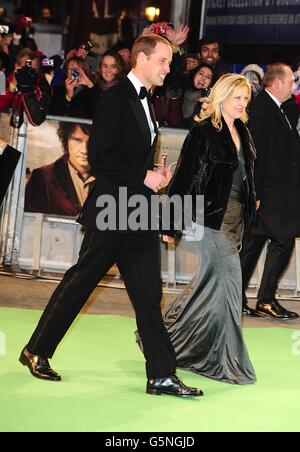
xmin=137 ymin=51 xmax=147 ymax=65
xmin=274 ymin=78 xmax=281 ymax=90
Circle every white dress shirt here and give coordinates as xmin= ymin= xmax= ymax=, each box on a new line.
xmin=127 ymin=71 xmax=156 ymax=145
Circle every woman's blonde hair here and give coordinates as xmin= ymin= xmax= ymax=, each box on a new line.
xmin=195 ymin=73 xmax=252 ymax=130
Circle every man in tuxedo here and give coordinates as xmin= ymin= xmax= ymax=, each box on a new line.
xmin=241 ymin=63 xmax=300 ymax=319
xmin=19 ymin=34 xmax=203 ymax=397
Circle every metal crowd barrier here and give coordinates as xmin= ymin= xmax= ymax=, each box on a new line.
xmin=0 ymin=113 xmax=300 ymax=298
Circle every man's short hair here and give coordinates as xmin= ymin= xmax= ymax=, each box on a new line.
xmin=263 ymin=63 xmax=290 ymax=88
xmin=130 ymin=34 xmax=171 ymax=68
xmin=198 ymin=36 xmax=222 ymax=56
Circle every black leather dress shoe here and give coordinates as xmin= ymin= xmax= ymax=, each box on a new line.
xmin=256 ymin=299 xmax=299 ymax=320
xmin=19 ymin=348 xmax=61 ymax=381
xmin=146 ymin=374 xmax=203 ymax=397
xmin=242 ymin=304 xmax=260 ymax=317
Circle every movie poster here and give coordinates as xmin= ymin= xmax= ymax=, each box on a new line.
xmin=25 ymin=119 xmax=94 ymax=217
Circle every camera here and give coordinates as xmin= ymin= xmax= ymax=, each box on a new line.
xmin=16 ymin=15 xmax=32 ymax=28
xmin=0 ymin=25 xmax=9 ymax=34
xmin=41 ymin=58 xmax=54 ymax=75
xmin=42 ymin=58 xmax=54 ymax=67
xmin=15 ymin=60 xmax=38 ymax=94
xmin=199 ymin=87 xmax=211 ymax=97
xmin=153 ymin=22 xmax=173 ymax=36
xmin=71 ymin=69 xmax=79 ymax=80
xmin=15 ymin=15 xmax=32 ymax=34
xmin=79 ymin=40 xmax=93 ymax=52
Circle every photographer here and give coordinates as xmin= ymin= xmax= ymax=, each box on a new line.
xmin=0 ymin=48 xmax=52 ymax=127
xmin=49 ymin=56 xmax=95 ymax=117
xmin=66 ymin=50 xmax=127 ymax=119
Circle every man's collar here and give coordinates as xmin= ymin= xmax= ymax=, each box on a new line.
xmin=265 ymin=89 xmax=281 ymax=108
xmin=127 ymin=71 xmax=144 ymax=95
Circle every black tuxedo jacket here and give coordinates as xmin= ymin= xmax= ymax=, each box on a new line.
xmin=248 ymin=90 xmax=300 ymax=238
xmin=78 ymin=77 xmax=159 ymax=231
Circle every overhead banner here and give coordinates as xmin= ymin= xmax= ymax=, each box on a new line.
xmin=204 ymin=1 xmax=300 ymax=43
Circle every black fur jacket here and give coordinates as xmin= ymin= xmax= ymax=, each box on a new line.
xmin=167 ymin=116 xmax=257 ymax=231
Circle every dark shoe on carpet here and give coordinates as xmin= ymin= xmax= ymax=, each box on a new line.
xmin=242 ymin=304 xmax=260 ymax=317
xmin=256 ymin=299 xmax=299 ymax=320
xmin=146 ymin=374 xmax=203 ymax=397
xmin=19 ymin=347 xmax=61 ymax=381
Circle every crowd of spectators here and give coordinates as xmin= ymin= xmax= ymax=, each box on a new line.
xmin=1 ymin=11 xmax=300 ymax=130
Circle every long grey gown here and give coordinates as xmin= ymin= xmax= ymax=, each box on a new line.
xmin=162 ymin=146 xmax=257 ymax=385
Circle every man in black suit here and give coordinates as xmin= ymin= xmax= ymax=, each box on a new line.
xmin=241 ymin=63 xmax=300 ymax=320
xmin=19 ymin=34 xmax=203 ymax=397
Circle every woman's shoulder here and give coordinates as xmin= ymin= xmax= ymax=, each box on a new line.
xmin=189 ymin=118 xmax=214 ymax=137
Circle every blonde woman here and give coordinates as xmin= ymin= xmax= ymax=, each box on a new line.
xmin=162 ymin=74 xmax=257 ymax=384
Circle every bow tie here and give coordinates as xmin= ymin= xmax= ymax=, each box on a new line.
xmin=139 ymin=86 xmax=151 ymax=100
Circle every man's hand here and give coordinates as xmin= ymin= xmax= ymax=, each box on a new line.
xmin=144 ymin=170 xmax=167 ymax=192
xmin=155 ymin=166 xmax=172 ymax=186
xmin=256 ymin=200 xmax=261 ymax=210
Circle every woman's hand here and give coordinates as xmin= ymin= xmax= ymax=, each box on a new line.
xmin=77 ymin=67 xmax=94 ymax=88
xmin=65 ymin=77 xmax=78 ymax=99
xmin=165 ymin=24 xmax=189 ymax=46
xmin=162 ymin=235 xmax=175 ymax=243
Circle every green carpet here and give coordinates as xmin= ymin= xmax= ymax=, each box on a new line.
xmin=0 ymin=307 xmax=300 ymax=432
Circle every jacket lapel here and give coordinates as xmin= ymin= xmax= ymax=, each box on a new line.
xmin=234 ymin=119 xmax=256 ymax=165
xmin=262 ymin=90 xmax=293 ymax=135
xmin=123 ymin=78 xmax=152 ymax=150
xmin=209 ymin=118 xmax=238 ymax=165
xmin=209 ymin=118 xmax=256 ymax=166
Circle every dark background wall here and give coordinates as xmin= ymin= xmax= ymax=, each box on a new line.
xmin=10 ymin=0 xmax=300 ymax=65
